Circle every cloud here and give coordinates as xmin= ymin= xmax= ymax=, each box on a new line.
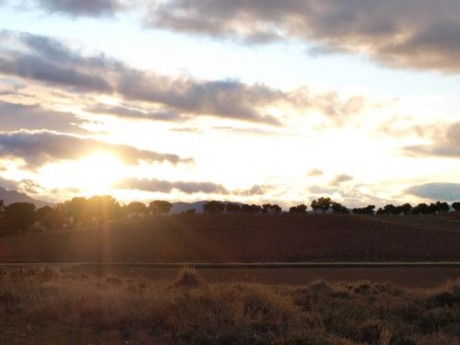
xmin=34 ymin=0 xmax=123 ymax=17
xmin=330 ymin=174 xmax=353 ymax=186
xmin=0 ymin=176 xmax=18 ymax=190
xmin=0 ymin=31 xmax=282 ymax=125
xmin=406 ymin=183 xmax=460 ymax=201
xmin=116 ymin=178 xmax=229 ymax=195
xmin=0 ymin=31 xmax=115 ymax=93
xmin=236 ymin=184 xmax=274 ymax=196
xmin=145 ymin=0 xmax=460 ymax=73
xmin=0 ymin=31 xmax=364 ymax=126
xmin=0 ymin=130 xmax=192 ymax=168
xmin=404 ymin=122 xmax=460 ymax=158
xmin=309 ymin=186 xmax=336 ymax=195
xmin=87 ymin=104 xmax=184 ymax=122
xmin=117 ymin=178 xmax=273 ymax=196
xmin=0 ymin=101 xmax=85 ymax=133
xmin=117 ymin=73 xmax=283 ymax=125
xmin=307 ymin=168 xmax=324 ymax=177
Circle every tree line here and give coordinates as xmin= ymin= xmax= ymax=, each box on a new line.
xmin=0 ymin=196 xmax=459 ymax=235
xmin=204 ymin=197 xmax=460 ymax=216
xmin=0 ymin=196 xmax=172 ymax=235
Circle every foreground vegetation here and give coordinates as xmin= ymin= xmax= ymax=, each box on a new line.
xmin=0 ymin=267 xmax=459 ymax=345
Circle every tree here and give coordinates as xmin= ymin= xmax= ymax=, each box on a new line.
xmin=311 ymin=197 xmax=332 ymax=212
xmin=271 ymin=204 xmax=282 ymax=214
xmin=86 ymin=195 xmax=122 ymax=222
xmin=226 ymin=203 xmax=241 ymax=213
xmin=452 ymin=202 xmax=460 ymax=212
xmin=331 ymin=202 xmax=349 ymax=214
xmin=203 ymin=201 xmax=225 ymax=214
xmin=383 ymin=204 xmax=400 ymax=215
xmin=0 ymin=200 xmax=5 ymax=234
xmin=352 ymin=205 xmax=375 ymax=215
xmin=432 ymin=201 xmax=449 ymax=213
xmin=262 ymin=204 xmax=282 ymax=214
xmin=411 ymin=203 xmax=431 ymax=215
xmin=399 ymin=203 xmax=412 ymax=215
xmin=289 ymin=204 xmax=307 ymax=214
xmin=241 ymin=204 xmax=262 ymax=214
xmin=149 ymin=200 xmax=173 ymax=215
xmin=35 ymin=205 xmax=62 ymax=230
xmin=4 ymin=202 xmax=36 ymax=234
xmin=125 ymin=202 xmax=149 ymax=217
xmin=64 ymin=197 xmax=88 ymax=225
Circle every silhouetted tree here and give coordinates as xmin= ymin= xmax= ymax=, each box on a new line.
xmin=311 ymin=197 xmax=332 ymax=212
xmin=4 ymin=202 xmax=36 ymax=234
xmin=331 ymin=202 xmax=349 ymax=214
xmin=35 ymin=205 xmax=62 ymax=230
xmin=452 ymin=202 xmax=460 ymax=212
xmin=86 ymin=195 xmax=122 ymax=223
xmin=0 ymin=200 xmax=5 ymax=234
xmin=289 ymin=204 xmax=307 ymax=214
xmin=226 ymin=203 xmax=241 ymax=213
xmin=203 ymin=201 xmax=225 ymax=214
xmin=411 ymin=203 xmax=431 ymax=215
xmin=262 ymin=204 xmax=282 ymax=214
xmin=352 ymin=205 xmax=375 ymax=215
xmin=383 ymin=204 xmax=400 ymax=215
xmin=240 ymin=204 xmax=262 ymax=214
xmin=399 ymin=203 xmax=412 ymax=215
xmin=271 ymin=204 xmax=282 ymax=214
xmin=149 ymin=200 xmax=173 ymax=215
xmin=65 ymin=197 xmax=87 ymax=225
xmin=126 ymin=201 xmax=149 ymax=217
xmin=432 ymin=201 xmax=449 ymax=213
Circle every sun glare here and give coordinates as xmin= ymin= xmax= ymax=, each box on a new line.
xmin=38 ymin=152 xmax=125 ymax=195
xmin=79 ymin=152 xmax=124 ymax=190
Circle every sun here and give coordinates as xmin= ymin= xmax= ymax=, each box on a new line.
xmin=38 ymin=151 xmax=126 ymax=195
xmin=77 ymin=152 xmax=125 ymax=191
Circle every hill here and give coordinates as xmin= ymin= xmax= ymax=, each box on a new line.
xmin=1 ymin=213 xmax=460 ymax=263
xmin=0 ymin=186 xmax=52 ymax=208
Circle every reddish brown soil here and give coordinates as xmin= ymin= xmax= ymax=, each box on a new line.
xmin=0 ymin=214 xmax=459 ymax=263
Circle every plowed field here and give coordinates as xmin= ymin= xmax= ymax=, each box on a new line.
xmin=0 ymin=214 xmax=459 ymax=263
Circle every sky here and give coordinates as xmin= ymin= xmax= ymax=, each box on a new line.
xmin=0 ymin=0 xmax=459 ymax=208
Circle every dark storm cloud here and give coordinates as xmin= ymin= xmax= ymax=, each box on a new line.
xmin=116 ymin=178 xmax=230 ymax=195
xmin=0 ymin=101 xmax=85 ymax=133
xmin=404 ymin=122 xmax=460 ymax=158
xmin=35 ymin=0 xmax=123 ymax=17
xmin=145 ymin=0 xmax=460 ymax=73
xmin=406 ymin=183 xmax=460 ymax=201
xmin=0 ymin=130 xmax=192 ymax=168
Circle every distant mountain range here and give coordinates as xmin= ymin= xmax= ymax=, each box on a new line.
xmin=0 ymin=186 xmax=52 ymax=208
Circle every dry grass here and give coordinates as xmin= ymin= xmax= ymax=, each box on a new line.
xmin=1 ymin=267 xmax=460 ymax=344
